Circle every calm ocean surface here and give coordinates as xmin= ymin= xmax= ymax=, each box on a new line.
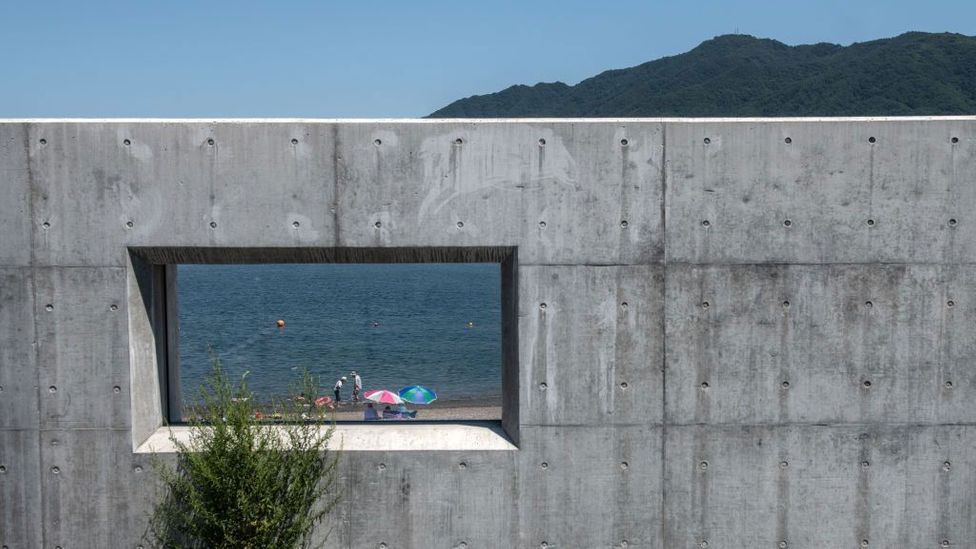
xmin=177 ymin=263 xmax=501 ymax=405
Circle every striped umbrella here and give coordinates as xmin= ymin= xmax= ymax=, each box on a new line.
xmin=364 ymin=389 xmax=403 ymax=405
xmin=399 ymin=385 xmax=437 ymax=405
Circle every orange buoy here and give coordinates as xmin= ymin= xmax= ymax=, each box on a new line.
xmin=276 ymin=319 xmax=285 ymax=328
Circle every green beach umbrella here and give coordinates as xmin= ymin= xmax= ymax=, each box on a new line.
xmin=398 ymin=385 xmax=437 ymax=405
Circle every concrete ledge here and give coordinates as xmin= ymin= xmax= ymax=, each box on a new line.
xmin=135 ymin=421 xmax=517 ymax=453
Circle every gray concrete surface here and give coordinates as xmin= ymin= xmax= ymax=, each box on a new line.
xmin=1 ymin=118 xmax=975 ymax=548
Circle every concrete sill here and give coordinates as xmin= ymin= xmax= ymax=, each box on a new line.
xmin=135 ymin=421 xmax=517 ymax=453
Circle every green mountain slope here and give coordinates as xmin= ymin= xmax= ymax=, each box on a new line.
xmin=429 ymin=32 xmax=976 ymax=117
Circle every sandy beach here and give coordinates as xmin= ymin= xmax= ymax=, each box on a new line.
xmin=325 ymin=396 xmax=501 ymax=421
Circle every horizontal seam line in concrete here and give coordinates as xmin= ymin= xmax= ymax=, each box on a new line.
xmin=520 ymin=422 xmax=976 ymax=428
xmin=665 ymin=261 xmax=976 ymax=267
xmin=16 ymin=261 xmax=976 ymax=268
xmin=4 ymin=116 xmax=976 ymax=123
xmin=11 ymin=427 xmax=134 ymax=432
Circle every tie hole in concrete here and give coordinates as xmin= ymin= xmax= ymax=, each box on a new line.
xmin=702 ymin=219 xmax=711 ymax=227
xmin=39 ymin=138 xmax=47 ymax=145
xmin=951 ymin=137 xmax=959 ymax=144
xmin=868 ymin=137 xmax=876 ymax=144
xmin=209 ymin=221 xmax=217 ymax=229
xmin=207 ymin=138 xmax=215 ymax=146
xmin=538 ymin=138 xmax=546 ymax=146
xmin=783 ymin=219 xmax=792 ymax=227
xmin=620 ymin=138 xmax=629 ymax=146
xmin=948 ymin=218 xmax=958 ymax=227
xmin=866 ymin=218 xmax=876 ymax=227
xmin=784 ymin=137 xmax=792 ymax=144
xmin=703 ymin=138 xmax=711 ymax=145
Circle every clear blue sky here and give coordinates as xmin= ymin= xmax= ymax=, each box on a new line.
xmin=2 ymin=1 xmax=973 ymax=118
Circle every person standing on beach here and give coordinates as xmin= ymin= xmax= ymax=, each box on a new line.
xmin=333 ymin=376 xmax=346 ymax=404
xmin=351 ymin=371 xmax=362 ymax=402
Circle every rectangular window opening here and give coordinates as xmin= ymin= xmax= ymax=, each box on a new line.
xmin=129 ymin=247 xmax=519 ymax=446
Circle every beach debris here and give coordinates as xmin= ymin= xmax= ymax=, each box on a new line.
xmin=314 ymin=395 xmax=333 ymax=407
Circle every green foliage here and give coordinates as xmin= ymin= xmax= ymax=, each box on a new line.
xmin=430 ymin=32 xmax=976 ymax=118
xmin=147 ymin=360 xmax=340 ymax=549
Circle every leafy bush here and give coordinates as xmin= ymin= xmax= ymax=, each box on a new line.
xmin=147 ymin=360 xmax=340 ymax=548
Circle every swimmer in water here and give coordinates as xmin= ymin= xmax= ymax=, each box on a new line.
xmin=467 ymin=321 xmax=474 ymax=328
xmin=372 ymin=321 xmax=380 ymax=328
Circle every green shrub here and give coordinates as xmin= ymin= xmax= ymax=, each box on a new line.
xmin=147 ymin=360 xmax=340 ymax=548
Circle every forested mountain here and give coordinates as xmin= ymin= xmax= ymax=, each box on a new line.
xmin=429 ymin=32 xmax=976 ymax=117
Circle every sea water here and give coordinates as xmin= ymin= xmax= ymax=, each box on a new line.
xmin=177 ymin=263 xmax=501 ymax=405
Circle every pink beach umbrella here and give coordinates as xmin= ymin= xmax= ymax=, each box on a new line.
xmin=363 ymin=389 xmax=403 ymax=405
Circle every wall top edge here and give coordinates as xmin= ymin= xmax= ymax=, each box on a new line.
xmin=2 ymin=116 xmax=976 ymax=124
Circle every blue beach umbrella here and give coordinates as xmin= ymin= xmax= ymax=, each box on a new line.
xmin=398 ymin=385 xmax=438 ymax=405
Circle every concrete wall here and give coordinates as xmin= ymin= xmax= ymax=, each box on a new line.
xmin=1 ymin=118 xmax=975 ymax=548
